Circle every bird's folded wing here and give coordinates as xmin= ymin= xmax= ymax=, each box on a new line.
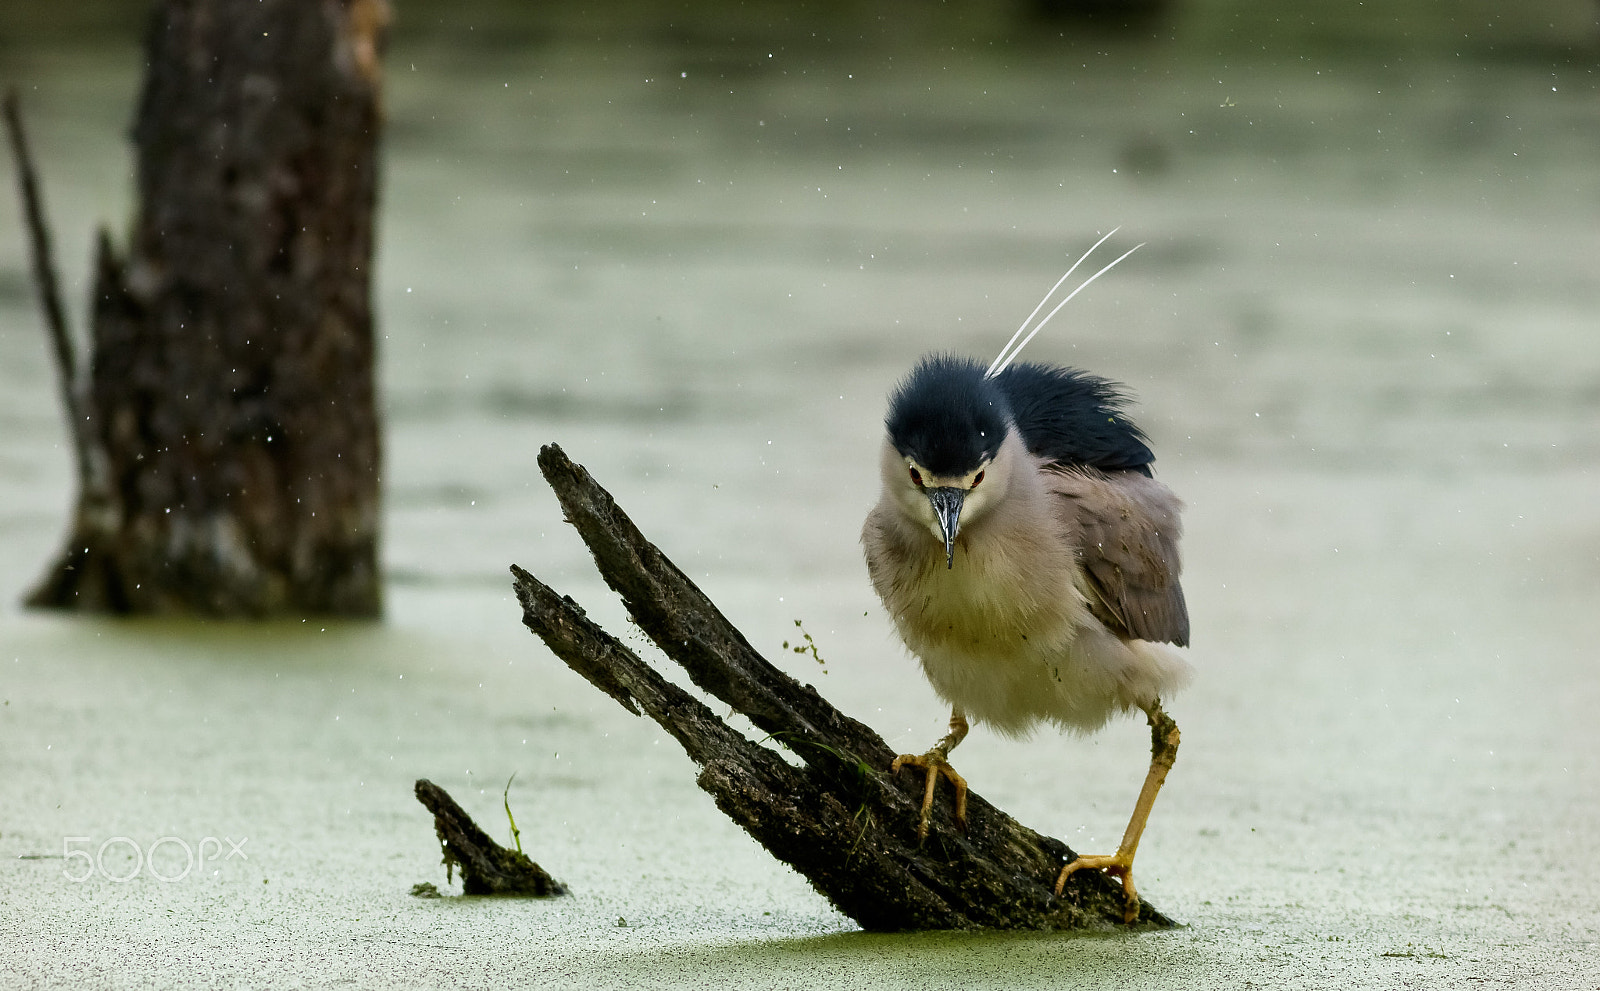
xmin=1047 ymin=467 xmax=1190 ymax=647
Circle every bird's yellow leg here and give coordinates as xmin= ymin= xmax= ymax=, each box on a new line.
xmin=1054 ymin=701 xmax=1180 ymax=923
xmin=891 ymin=708 xmax=969 ymax=842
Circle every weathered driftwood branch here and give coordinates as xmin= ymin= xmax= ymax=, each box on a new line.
xmin=414 ymin=778 xmax=566 ymax=897
xmin=510 ymin=443 xmax=1173 ymax=931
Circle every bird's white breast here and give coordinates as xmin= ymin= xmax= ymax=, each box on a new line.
xmin=863 ymin=442 xmax=1189 ymax=736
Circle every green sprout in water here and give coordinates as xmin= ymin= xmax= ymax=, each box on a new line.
xmin=504 ymin=772 xmax=523 ymax=855
xmin=782 ymin=619 xmax=828 ymax=673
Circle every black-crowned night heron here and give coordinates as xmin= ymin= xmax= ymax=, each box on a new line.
xmin=861 ymin=233 xmax=1189 ymax=922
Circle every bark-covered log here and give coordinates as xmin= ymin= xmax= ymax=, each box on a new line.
xmin=414 ymin=779 xmax=567 ymax=897
xmin=511 ymin=443 xmax=1174 ymax=932
xmin=19 ymin=0 xmax=388 ymax=615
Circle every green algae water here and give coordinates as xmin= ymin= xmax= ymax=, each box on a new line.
xmin=2 ymin=2 xmax=1597 ymax=986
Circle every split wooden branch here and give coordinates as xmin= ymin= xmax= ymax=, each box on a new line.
xmin=510 ymin=442 xmax=1174 ymax=931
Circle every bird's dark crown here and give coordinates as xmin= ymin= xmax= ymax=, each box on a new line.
xmin=886 ymin=355 xmax=1156 ymax=476
xmin=885 ymin=355 xmax=1009 ymax=476
xmin=993 ymin=361 xmax=1155 ymax=475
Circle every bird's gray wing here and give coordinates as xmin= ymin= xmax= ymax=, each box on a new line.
xmin=1048 ymin=467 xmax=1190 ymax=647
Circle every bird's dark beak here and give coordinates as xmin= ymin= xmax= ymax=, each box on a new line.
xmin=926 ymin=487 xmax=964 ymax=569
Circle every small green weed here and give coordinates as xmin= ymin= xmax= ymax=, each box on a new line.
xmin=782 ymin=619 xmax=828 ymax=673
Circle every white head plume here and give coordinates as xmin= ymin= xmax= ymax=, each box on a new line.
xmin=984 ymin=229 xmax=1144 ymax=380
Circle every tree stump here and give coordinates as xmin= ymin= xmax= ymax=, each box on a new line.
xmin=16 ymin=0 xmax=389 ymax=615
xmin=511 ymin=443 xmax=1175 ymax=931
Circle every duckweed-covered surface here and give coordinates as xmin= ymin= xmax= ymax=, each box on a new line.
xmin=2 ymin=3 xmax=1597 ymax=986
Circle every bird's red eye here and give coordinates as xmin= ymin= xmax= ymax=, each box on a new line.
xmin=971 ymin=470 xmax=985 ymax=488
xmin=908 ymin=467 xmax=923 ymax=488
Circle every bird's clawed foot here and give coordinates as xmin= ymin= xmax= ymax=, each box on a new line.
xmin=1054 ymin=851 xmax=1141 ymax=924
xmin=890 ymin=749 xmax=968 ymax=843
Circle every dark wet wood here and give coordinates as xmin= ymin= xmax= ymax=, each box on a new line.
xmin=510 ymin=442 xmax=1175 ymax=932
xmin=17 ymin=0 xmax=388 ymax=616
xmin=414 ymin=778 xmax=567 ymax=897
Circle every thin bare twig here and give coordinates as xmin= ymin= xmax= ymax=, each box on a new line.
xmin=3 ymin=87 xmax=86 ymax=482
